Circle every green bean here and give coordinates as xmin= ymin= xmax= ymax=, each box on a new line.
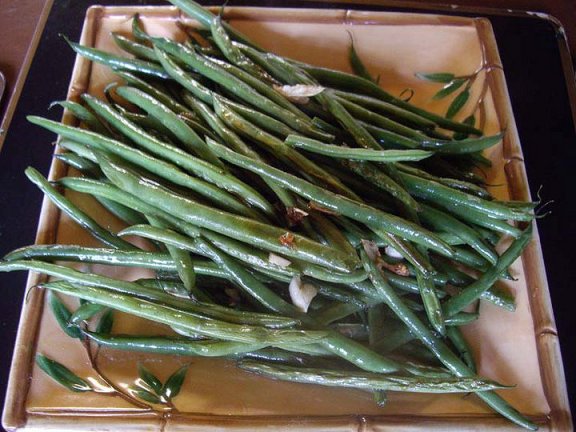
xmin=113 ymin=86 xmax=225 ymax=168
xmin=25 ymin=167 xmax=136 ymax=250
xmin=29 ymin=116 xmax=261 ymax=219
xmin=241 ymin=360 xmax=508 ymax=393
xmin=57 ymin=177 xmax=202 ymax=240
xmin=446 ymin=326 xmax=477 ymax=373
xmin=209 ymin=15 xmax=273 ymax=82
xmin=178 ymin=115 xmax=220 ymax=142
xmin=83 ymin=94 xmax=273 ymax=215
xmin=396 ymin=163 xmax=493 ymax=200
xmin=206 ymin=138 xmax=453 ymax=257
xmin=336 ymin=96 xmax=427 ymax=139
xmin=167 ymin=0 xmax=259 ymax=49
xmin=369 ymin=229 xmax=433 ymax=276
xmin=342 ymin=160 xmax=420 ymax=212
xmin=65 ymin=37 xmax=168 ymax=79
xmin=362 ymin=122 xmax=421 ymax=149
xmin=147 ymin=216 xmax=197 ymax=297
xmin=360 ymin=249 xmax=536 ymax=429
xmin=445 ymin=206 xmax=523 ymax=238
xmin=347 ymin=33 xmax=377 ymax=84
xmin=225 ymin=99 xmax=296 ymax=138
xmin=319 ymin=332 xmax=401 ymax=373
xmin=443 ymin=225 xmax=532 ymax=316
xmin=1 ymin=257 xmax=294 ymax=329
xmin=419 ymin=203 xmax=497 ymax=265
xmin=297 ymin=64 xmax=482 ymax=135
xmin=444 ymin=312 xmax=479 ymax=326
xmin=399 ymin=172 xmax=533 ymax=222
xmin=308 ymin=212 xmax=357 ymax=257
xmin=50 ymin=100 xmax=109 ymax=136
xmin=131 ymin=13 xmax=152 ymax=43
xmin=153 ymin=47 xmax=213 ymax=104
xmin=96 ymin=196 xmax=147 ymax=226
xmin=123 ymin=222 xmax=299 ymax=314
xmin=3 ymin=246 xmax=190 ymax=272
xmin=196 ymin=236 xmax=297 ymax=315
xmin=285 ymin=135 xmax=432 ymax=162
xmin=182 ymin=93 xmax=257 ymax=156
xmin=204 ymin=55 xmax=307 ymax=120
xmin=153 ymin=38 xmax=332 ymax=141
xmin=334 ymin=90 xmax=436 ymax=130
xmin=213 ymin=97 xmax=361 ymax=201
xmin=373 ymin=320 xmax=415 ymax=354
xmin=97 ymin=152 xmax=359 ymax=272
xmin=86 ymin=331 xmax=267 ymax=356
xmin=204 ymin=227 xmax=365 ymax=284
xmin=120 ymin=223 xmax=295 ymax=281
xmin=115 ymin=71 xmax=190 ymax=115
xmin=41 ymin=281 xmax=327 ymax=344
xmin=420 ymin=133 xmax=503 ymax=154
xmin=59 ymin=140 xmax=98 ymax=162
xmin=318 ymin=92 xmax=382 ymax=150
xmin=54 ymin=153 xmax=101 ymax=177
xmin=416 ymin=270 xmax=445 ymax=335
xmin=111 ymin=33 xmax=157 ymax=62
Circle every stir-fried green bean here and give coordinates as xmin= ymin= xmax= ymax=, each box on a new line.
xmin=0 ymin=4 xmax=540 ymax=427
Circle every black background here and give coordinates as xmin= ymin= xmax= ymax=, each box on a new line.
xmin=0 ymin=1 xmax=574 ymax=428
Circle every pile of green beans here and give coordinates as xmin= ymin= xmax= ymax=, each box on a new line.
xmin=0 ymin=0 xmax=538 ymax=429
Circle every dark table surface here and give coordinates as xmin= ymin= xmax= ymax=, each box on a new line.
xmin=0 ymin=1 xmax=574 ymax=429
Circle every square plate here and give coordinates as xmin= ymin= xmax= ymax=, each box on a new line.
xmin=2 ymin=5 xmax=570 ymax=431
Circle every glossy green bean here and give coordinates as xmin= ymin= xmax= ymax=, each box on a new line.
xmin=226 ymin=99 xmax=296 ymax=138
xmin=206 ymin=138 xmax=454 ymax=257
xmin=111 ymin=33 xmax=157 ymax=62
xmin=213 ymin=97 xmax=361 ymax=201
xmin=98 ymin=152 xmax=359 ymax=272
xmin=446 ymin=326 xmax=477 ymax=373
xmin=239 ymin=360 xmax=507 ymax=393
xmin=419 ymin=203 xmax=497 ymax=265
xmin=113 ymin=86 xmax=225 ymax=168
xmin=419 ymin=133 xmax=503 ymax=154
xmin=153 ymin=38 xmax=331 ymax=141
xmin=79 ymin=96 xmax=274 ymax=216
xmin=106 ymin=97 xmax=271 ymax=215
xmin=443 ymin=225 xmax=532 ymax=316
xmin=399 ymin=172 xmax=533 ymax=222
xmin=41 ymin=281 xmax=327 ymax=344
xmin=203 ymin=55 xmax=307 ymax=120
xmin=29 ymin=116 xmax=260 ymax=219
xmin=342 ymin=160 xmax=420 ymax=212
xmin=362 ymin=122 xmax=421 ymax=149
xmin=196 ymin=236 xmax=297 ymax=315
xmin=25 ymin=167 xmax=136 ymax=250
xmin=336 ymin=96 xmax=426 ymax=139
xmin=284 ymin=135 xmax=432 ymax=162
xmin=50 ymin=100 xmax=109 ymax=136
xmin=147 ymin=216 xmax=197 ymax=296
xmin=54 ymin=153 xmax=101 ymax=177
xmin=298 ymin=64 xmax=483 ymax=135
xmin=57 ymin=176 xmax=202 ymax=240
xmin=361 ymin=249 xmax=536 ymax=429
xmin=334 ymin=90 xmax=436 ymax=130
xmin=86 ymin=331 xmax=267 ymax=356
xmin=115 ymin=71 xmax=190 ymax=115
xmin=166 ymin=0 xmax=259 ymax=48
xmin=66 ymin=38 xmax=168 ymax=79
xmin=153 ymin=47 xmax=213 ymax=104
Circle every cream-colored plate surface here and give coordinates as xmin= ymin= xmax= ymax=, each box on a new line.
xmin=3 ymin=5 xmax=570 ymax=432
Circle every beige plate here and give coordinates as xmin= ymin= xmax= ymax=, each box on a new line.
xmin=2 ymin=5 xmax=572 ymax=432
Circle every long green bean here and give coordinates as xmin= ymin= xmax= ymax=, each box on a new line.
xmin=206 ymin=138 xmax=453 ymax=256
